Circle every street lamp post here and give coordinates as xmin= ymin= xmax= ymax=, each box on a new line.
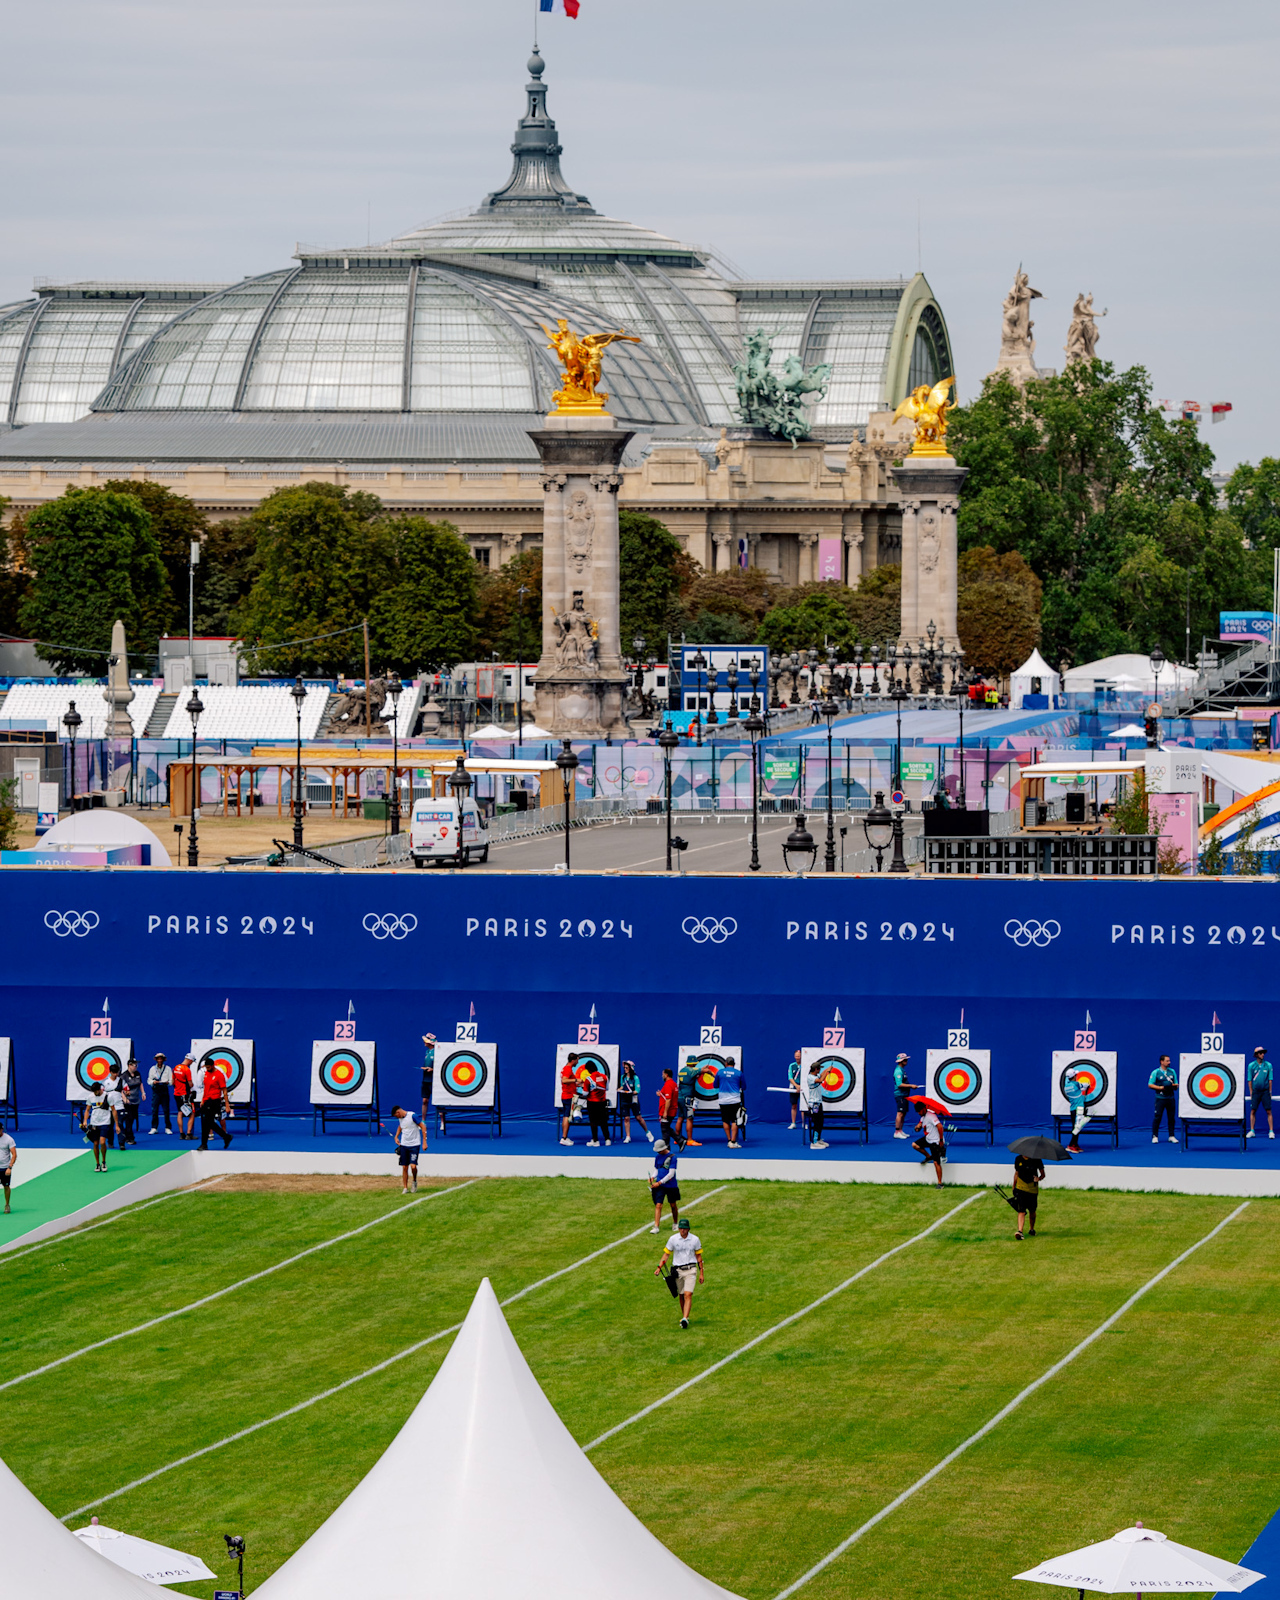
xmin=726 ymin=662 xmax=740 ymax=722
xmin=955 ymin=689 xmax=967 ymax=812
xmin=185 ymin=688 xmax=204 ymax=867
xmin=690 ymin=650 xmax=707 ymax=747
xmin=863 ymin=790 xmax=892 ymax=872
xmin=821 ymin=691 xmax=840 ymax=872
xmin=447 ymin=753 xmax=471 ymax=870
xmin=890 ymin=678 xmax=909 ymax=791
xmin=782 ymin=815 xmax=818 ymax=874
xmin=387 ymin=672 xmax=403 ymax=835
xmin=290 ymin=676 xmax=307 ymax=849
xmin=888 ymin=803 xmax=909 ymax=874
xmin=516 ymin=583 xmax=528 ymax=745
xmin=556 ymin=738 xmax=579 ymax=873
xmin=1150 ymin=643 xmax=1165 ymax=700
xmin=659 ymin=718 xmax=680 ymax=872
xmin=744 ymin=697 xmax=764 ymax=872
xmin=62 ymin=700 xmax=82 ymax=810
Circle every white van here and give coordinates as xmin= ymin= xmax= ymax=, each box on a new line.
xmin=409 ymin=798 xmax=490 ymax=867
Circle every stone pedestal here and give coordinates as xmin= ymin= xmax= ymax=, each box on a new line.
xmin=102 ymin=618 xmax=135 ymax=737
xmin=528 ymin=414 xmax=634 ymax=738
xmin=890 ymin=456 xmax=968 ymax=653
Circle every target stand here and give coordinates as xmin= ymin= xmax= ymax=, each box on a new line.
xmin=1051 ymin=1050 xmax=1119 ymax=1150
xmin=0 ymin=1040 xmax=15 ymax=1130
xmin=65 ymin=1037 xmax=133 ymax=1131
xmin=191 ymin=1040 xmax=259 ymax=1134
xmin=1053 ymin=1112 xmax=1118 ymax=1149
xmin=310 ymin=1041 xmax=380 ymax=1136
xmin=433 ymin=1041 xmax=501 ymax=1138
xmin=800 ymin=1048 xmax=867 ymax=1146
xmin=676 ymin=1045 xmax=745 ymax=1146
xmin=925 ymin=1047 xmax=993 ymax=1145
xmin=1179 ymin=1052 xmax=1246 ymax=1153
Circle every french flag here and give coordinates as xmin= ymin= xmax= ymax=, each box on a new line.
xmin=540 ymin=0 xmax=580 ymax=14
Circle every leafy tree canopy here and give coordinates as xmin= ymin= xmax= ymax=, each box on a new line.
xmin=370 ymin=515 xmax=479 ymax=674
xmin=100 ymin=479 xmax=207 ymax=631
xmin=619 ymin=510 xmax=696 ymax=650
xmin=1225 ymin=456 xmax=1280 ymax=551
xmin=0 ymin=500 xmax=30 ymax=638
xmin=476 ymin=549 xmax=543 ymax=662
xmin=20 ymin=487 xmax=169 ymax=673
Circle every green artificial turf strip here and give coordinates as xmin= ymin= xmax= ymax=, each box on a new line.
xmin=0 ymin=1150 xmax=183 ymax=1248
xmin=4 ymin=1180 xmax=1275 ymax=1600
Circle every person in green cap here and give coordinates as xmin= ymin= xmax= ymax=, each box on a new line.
xmin=893 ymin=1053 xmax=919 ymax=1140
xmin=676 ymin=1055 xmax=702 ymax=1147
xmin=655 ymin=1214 xmax=703 ymax=1328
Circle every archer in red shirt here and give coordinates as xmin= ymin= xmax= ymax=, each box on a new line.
xmin=197 ymin=1063 xmax=233 ymax=1151
xmin=585 ymin=1067 xmax=611 ymax=1146
xmin=173 ymin=1058 xmax=196 ymax=1141
xmin=559 ymin=1053 xmax=581 ymax=1146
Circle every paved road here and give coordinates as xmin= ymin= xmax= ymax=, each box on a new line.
xmin=446 ymin=814 xmax=863 ymax=875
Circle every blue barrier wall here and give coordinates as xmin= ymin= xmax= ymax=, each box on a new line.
xmin=5 ymin=868 xmax=1279 ymax=1128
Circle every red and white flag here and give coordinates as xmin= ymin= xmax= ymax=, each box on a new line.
xmin=1211 ymin=402 xmax=1233 ymax=425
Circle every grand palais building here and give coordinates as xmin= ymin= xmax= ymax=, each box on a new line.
xmin=0 ymin=52 xmax=953 ymax=588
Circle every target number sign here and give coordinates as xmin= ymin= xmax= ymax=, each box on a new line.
xmin=333 ymin=1020 xmax=356 ymax=1041
xmin=700 ymin=1025 xmax=723 ymax=1047
xmin=65 ymin=1037 xmax=133 ymax=1101
xmin=926 ymin=1046 xmax=991 ymax=1114
xmin=190 ymin=1039 xmax=255 ymax=1104
xmin=1074 ymin=1030 xmax=1096 ymax=1051
xmin=212 ymin=1018 xmax=235 ymax=1039
xmin=1179 ymin=1051 xmax=1244 ymax=1121
xmin=90 ymin=1016 xmax=111 ymax=1038
xmin=947 ymin=1029 xmax=969 ymax=1050
xmin=0 ymin=1038 xmax=10 ymax=1102
xmin=432 ymin=1041 xmax=498 ymax=1107
xmin=823 ymin=1027 xmax=846 ymax=1048
xmin=309 ymin=1040 xmax=376 ymax=1105
xmin=799 ymin=1046 xmax=865 ymax=1113
xmin=1201 ymin=1032 xmax=1224 ymax=1054
xmin=678 ymin=1044 xmax=743 ymax=1102
xmin=1050 ymin=1050 xmax=1117 ymax=1117
xmin=577 ymin=1023 xmax=599 ymax=1044
xmin=456 ymin=1022 xmax=478 ymax=1043
xmin=553 ymin=1042 xmax=619 ymax=1107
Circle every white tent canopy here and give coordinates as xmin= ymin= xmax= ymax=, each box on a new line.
xmin=73 ymin=1521 xmax=217 ymax=1587
xmin=36 ymin=811 xmax=170 ymax=866
xmin=0 ymin=1451 xmax=173 ymax=1600
xmin=469 ymin=723 xmax=555 ymax=741
xmin=1010 ymin=648 xmax=1061 ymax=706
xmin=1064 ymin=653 xmax=1198 ymax=694
xmin=253 ymin=1279 xmax=743 ymax=1600
xmin=1013 ymin=1523 xmax=1263 ymax=1593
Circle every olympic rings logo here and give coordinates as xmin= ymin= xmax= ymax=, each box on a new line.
xmin=362 ymin=912 xmax=419 ymax=941
xmin=45 ymin=910 xmax=100 ymax=938
xmin=682 ymin=916 xmax=738 ymax=944
xmin=1004 ymin=918 xmax=1061 ymax=948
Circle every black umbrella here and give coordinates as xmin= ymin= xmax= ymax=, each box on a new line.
xmin=1007 ymin=1135 xmax=1072 ymax=1161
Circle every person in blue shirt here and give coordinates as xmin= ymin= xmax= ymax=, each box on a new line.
xmin=1149 ymin=1055 xmax=1177 ymax=1143
xmin=788 ymin=1051 xmax=802 ymax=1129
xmin=1062 ymin=1069 xmax=1090 ymax=1153
xmin=1248 ymin=1047 xmax=1274 ymax=1140
xmin=648 ymin=1139 xmax=681 ymax=1232
xmin=716 ymin=1056 xmax=745 ymax=1149
xmin=893 ymin=1053 xmax=919 ymax=1140
xmin=618 ymin=1060 xmax=653 ymax=1145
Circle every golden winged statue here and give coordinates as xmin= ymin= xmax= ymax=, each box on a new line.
xmin=541 ymin=319 xmax=641 ymax=415
xmin=892 ymin=374 xmax=956 ymax=457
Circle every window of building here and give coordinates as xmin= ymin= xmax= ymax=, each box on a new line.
xmin=474 ymin=547 xmax=491 ymax=567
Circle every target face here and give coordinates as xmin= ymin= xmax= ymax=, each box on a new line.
xmin=552 ymin=1043 xmax=619 ymax=1107
xmin=65 ymin=1037 xmax=133 ymax=1102
xmin=1177 ymin=1051 xmax=1244 ymax=1120
xmin=0 ymin=1038 xmax=9 ymax=1102
xmin=925 ymin=1048 xmax=991 ymax=1114
xmin=799 ymin=1047 xmax=865 ymax=1112
xmin=190 ymin=1039 xmax=255 ymax=1103
xmin=1051 ymin=1051 xmax=1117 ymax=1117
xmin=309 ymin=1040 xmax=376 ymax=1105
xmin=432 ymin=1041 xmax=498 ymax=1108
xmin=677 ymin=1046 xmax=744 ymax=1103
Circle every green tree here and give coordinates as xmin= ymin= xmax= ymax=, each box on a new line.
xmin=370 ymin=516 xmax=479 ymax=673
xmin=192 ymin=516 xmax=259 ymax=638
xmin=757 ymin=583 xmax=858 ymax=655
xmin=101 ymin=480 xmax=207 ymax=631
xmin=233 ymin=484 xmax=394 ymax=677
xmin=1225 ymin=457 xmax=1280 ymax=550
xmin=674 ymin=568 xmax=777 ymax=644
xmin=949 ymin=362 xmax=1218 ymax=665
xmin=20 ymin=487 xmax=169 ymax=673
xmin=0 ymin=501 xmax=31 ymax=638
xmin=618 ymin=510 xmax=696 ymax=650
xmin=476 ymin=549 xmax=543 ymax=661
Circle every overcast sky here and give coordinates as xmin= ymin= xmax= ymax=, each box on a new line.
xmin=1 ymin=0 xmax=1274 ymax=470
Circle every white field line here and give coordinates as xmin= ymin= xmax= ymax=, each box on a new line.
xmin=0 ymin=1176 xmax=230 ymax=1266
xmin=583 ymin=1190 xmax=985 ymax=1452
xmin=0 ymin=1180 xmax=480 ymax=1394
xmin=772 ymin=1199 xmax=1252 ymax=1600
xmin=58 ymin=1184 xmax=730 ymax=1521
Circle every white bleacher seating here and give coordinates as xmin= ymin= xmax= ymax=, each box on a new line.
xmin=0 ymin=683 xmax=161 ymax=740
xmin=159 ymin=684 xmax=330 ymax=742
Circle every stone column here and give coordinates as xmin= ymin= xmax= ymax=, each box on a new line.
xmin=799 ymin=530 xmax=818 ymax=584
xmin=843 ymin=510 xmax=865 ymax=587
xmin=889 ymin=460 xmax=968 ymax=651
xmin=499 ymin=530 xmax=523 ymax=568
xmin=528 ymin=415 xmax=634 ymax=737
xmin=713 ymin=531 xmax=732 ymax=573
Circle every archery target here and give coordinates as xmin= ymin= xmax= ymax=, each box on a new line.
xmin=190 ymin=1039 xmax=255 ymax=1104
xmin=1051 ymin=1051 xmax=1117 ymax=1117
xmin=926 ymin=1048 xmax=991 ymax=1115
xmin=309 ymin=1040 xmax=376 ymax=1105
xmin=433 ymin=1041 xmax=498 ymax=1108
xmin=799 ymin=1047 xmax=865 ymax=1112
xmin=1179 ymin=1053 xmax=1244 ymax=1120
xmin=677 ymin=1046 xmax=744 ymax=1103
xmin=0 ymin=1038 xmax=10 ymax=1103
xmin=553 ymin=1043 xmax=619 ymax=1107
xmin=66 ymin=1038 xmax=133 ymax=1102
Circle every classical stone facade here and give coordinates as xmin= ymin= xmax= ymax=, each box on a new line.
xmin=890 ymin=457 xmax=968 ymax=653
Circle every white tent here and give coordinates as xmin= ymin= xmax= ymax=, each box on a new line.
xmin=253 ymin=1279 xmax=743 ymax=1600
xmin=1013 ymin=1522 xmax=1262 ymax=1592
xmin=1010 ymin=648 xmax=1061 ymax=707
xmin=73 ymin=1521 xmax=217 ymax=1587
xmin=469 ymin=723 xmax=555 ymax=742
xmin=1064 ymin=653 xmax=1197 ymax=694
xmin=36 ymin=811 xmax=170 ymax=867
xmin=0 ymin=1451 xmax=173 ymax=1600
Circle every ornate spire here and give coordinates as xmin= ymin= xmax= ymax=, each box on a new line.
xmin=476 ymin=50 xmax=596 ymax=213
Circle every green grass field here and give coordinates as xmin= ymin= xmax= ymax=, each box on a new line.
xmin=4 ymin=1174 xmax=1276 ymax=1600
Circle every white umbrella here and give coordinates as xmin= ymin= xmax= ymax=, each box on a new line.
xmin=73 ymin=1520 xmax=217 ymax=1588
xmin=1014 ymin=1523 xmax=1263 ymax=1595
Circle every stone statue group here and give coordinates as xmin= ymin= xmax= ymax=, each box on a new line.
xmin=995 ymin=269 xmax=1106 ymax=383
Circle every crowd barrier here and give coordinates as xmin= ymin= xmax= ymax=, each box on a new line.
xmin=4 ymin=868 xmax=1277 ymax=1135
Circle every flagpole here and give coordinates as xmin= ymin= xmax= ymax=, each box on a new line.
xmin=533 ymin=0 xmax=538 ymax=50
